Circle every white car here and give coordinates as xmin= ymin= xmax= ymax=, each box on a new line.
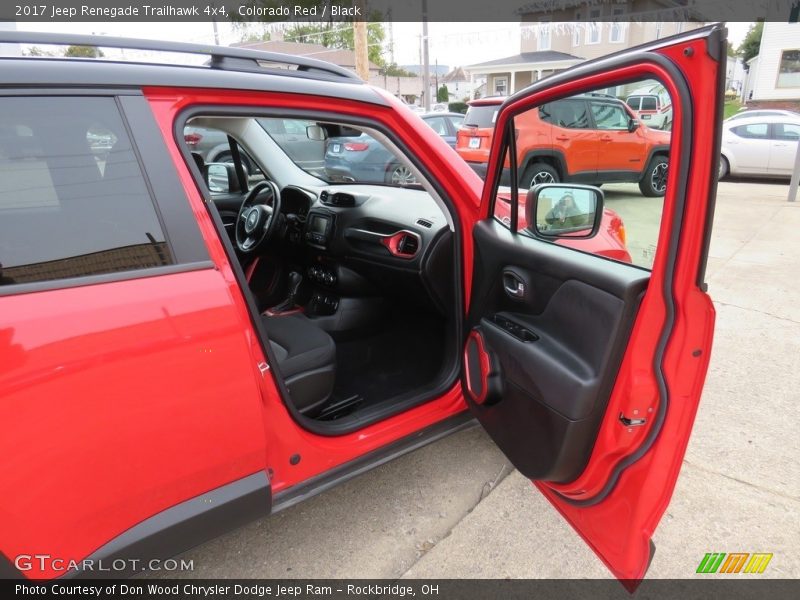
xmin=719 ymin=115 xmax=800 ymax=179
xmin=725 ymin=108 xmax=800 ymax=122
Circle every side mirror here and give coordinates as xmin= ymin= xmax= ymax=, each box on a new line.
xmin=526 ymin=183 xmax=603 ymax=239
xmin=628 ymin=118 xmax=639 ymax=132
xmin=204 ymin=162 xmax=238 ymax=193
xmin=306 ymin=125 xmax=328 ymax=141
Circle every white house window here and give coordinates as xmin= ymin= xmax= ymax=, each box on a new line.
xmin=573 ymin=13 xmax=582 ymax=46
xmin=588 ymin=9 xmax=601 ymax=44
xmin=538 ymin=21 xmax=551 ymax=51
xmin=610 ymin=9 xmax=625 ymax=43
xmin=777 ymin=49 xmax=800 ymax=88
xmin=494 ymin=77 xmax=508 ymax=96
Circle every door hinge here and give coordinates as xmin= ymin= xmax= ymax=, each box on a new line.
xmin=619 ymin=412 xmax=646 ymax=427
xmin=257 ymin=361 xmax=270 ymax=376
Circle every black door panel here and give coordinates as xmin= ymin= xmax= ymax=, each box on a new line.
xmin=466 ymin=220 xmax=648 ymax=482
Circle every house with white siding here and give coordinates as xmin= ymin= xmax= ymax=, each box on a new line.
xmin=743 ymin=22 xmax=800 ymax=104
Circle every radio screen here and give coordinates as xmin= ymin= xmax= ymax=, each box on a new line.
xmin=309 ymin=215 xmax=328 ymax=236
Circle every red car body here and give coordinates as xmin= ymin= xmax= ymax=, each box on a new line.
xmin=0 ymin=26 xmax=725 ymax=586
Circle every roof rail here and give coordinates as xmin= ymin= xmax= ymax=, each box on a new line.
xmin=0 ymin=31 xmax=364 ymax=83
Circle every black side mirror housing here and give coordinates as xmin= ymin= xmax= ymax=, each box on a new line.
xmin=203 ymin=162 xmax=241 ymax=194
xmin=525 ymin=183 xmax=604 ymax=240
xmin=628 ymin=118 xmax=640 ymax=132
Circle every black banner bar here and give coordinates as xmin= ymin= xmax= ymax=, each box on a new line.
xmin=3 ymin=0 xmax=800 ymax=23
xmin=6 ymin=579 xmax=800 ymax=600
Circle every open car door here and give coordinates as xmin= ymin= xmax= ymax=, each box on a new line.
xmin=462 ymin=25 xmax=725 ymax=584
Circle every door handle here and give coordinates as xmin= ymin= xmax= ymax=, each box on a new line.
xmin=555 ymin=135 xmax=570 ymax=141
xmin=502 ymin=271 xmax=525 ymax=299
xmin=600 ymin=135 xmax=613 ymax=142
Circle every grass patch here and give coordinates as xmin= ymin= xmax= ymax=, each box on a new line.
xmin=724 ymin=98 xmax=743 ymax=119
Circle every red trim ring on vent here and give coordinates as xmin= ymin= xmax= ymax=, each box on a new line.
xmin=380 ymin=230 xmax=421 ymax=259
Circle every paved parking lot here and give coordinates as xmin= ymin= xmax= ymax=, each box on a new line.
xmin=148 ymin=180 xmax=799 ymax=580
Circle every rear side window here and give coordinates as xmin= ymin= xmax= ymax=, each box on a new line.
xmin=774 ymin=123 xmax=800 ymax=140
xmin=540 ymin=100 xmax=590 ymax=129
xmin=731 ymin=123 xmax=769 ymax=139
xmin=0 ymin=97 xmax=172 ymax=288
xmin=464 ymin=105 xmax=499 ymax=128
xmin=590 ymin=102 xmax=631 ymax=130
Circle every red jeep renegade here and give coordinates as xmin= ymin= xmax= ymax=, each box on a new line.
xmin=0 ymin=26 xmax=725 ymax=584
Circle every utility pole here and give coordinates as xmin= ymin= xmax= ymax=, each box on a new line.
xmin=435 ymin=59 xmax=439 ymax=103
xmin=212 ymin=19 xmax=219 ymax=46
xmin=353 ymin=0 xmax=369 ymax=81
xmin=422 ymin=0 xmax=431 ymax=112
xmin=789 ymin=141 xmax=800 ymax=202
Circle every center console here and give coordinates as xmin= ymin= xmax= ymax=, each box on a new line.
xmin=305 ymin=210 xmax=333 ymax=250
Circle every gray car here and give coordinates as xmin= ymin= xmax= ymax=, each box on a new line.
xmin=184 ymin=117 xmax=325 ymax=176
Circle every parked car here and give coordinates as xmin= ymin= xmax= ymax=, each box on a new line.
xmin=325 ymin=132 xmax=418 ymax=185
xmin=725 ymin=108 xmax=800 ymax=122
xmin=0 ymin=26 xmax=725 ymax=585
xmin=625 ymin=85 xmax=673 ymax=130
xmin=719 ymin=115 xmax=800 ymax=179
xmin=456 ymin=94 xmax=672 ymax=196
xmin=421 ymin=111 xmax=464 ymax=147
xmin=185 ymin=118 xmax=325 ymax=176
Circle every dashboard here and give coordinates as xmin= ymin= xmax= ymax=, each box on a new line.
xmin=277 ymin=183 xmax=454 ymax=315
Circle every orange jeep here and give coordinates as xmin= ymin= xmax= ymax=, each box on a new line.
xmin=456 ymin=93 xmax=671 ymax=197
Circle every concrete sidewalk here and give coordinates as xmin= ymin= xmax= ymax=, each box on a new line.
xmin=149 ymin=181 xmax=799 ymax=581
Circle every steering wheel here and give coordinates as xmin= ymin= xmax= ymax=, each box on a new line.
xmin=235 ymin=181 xmax=282 ymax=253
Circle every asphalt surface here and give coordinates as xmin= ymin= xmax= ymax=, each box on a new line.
xmin=146 ymin=180 xmax=799 ymax=580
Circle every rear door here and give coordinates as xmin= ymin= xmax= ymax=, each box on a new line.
xmin=462 ymin=25 xmax=724 ymax=584
xmin=539 ymin=98 xmax=598 ymax=181
xmin=768 ymin=122 xmax=800 ymax=175
xmin=728 ymin=122 xmax=772 ymax=173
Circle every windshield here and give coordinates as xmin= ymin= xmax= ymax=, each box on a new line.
xmin=464 ymin=105 xmax=500 ymax=128
xmin=257 ymin=117 xmax=422 ymax=189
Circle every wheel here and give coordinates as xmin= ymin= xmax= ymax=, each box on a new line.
xmin=385 ymin=162 xmax=417 ymax=186
xmin=638 ymin=155 xmax=668 ymax=197
xmin=718 ymin=155 xmax=729 ymax=180
xmin=519 ymin=162 xmax=559 ymax=189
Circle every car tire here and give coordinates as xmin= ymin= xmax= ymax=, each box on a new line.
xmin=385 ymin=162 xmax=417 ymax=186
xmin=718 ymin=155 xmax=729 ymax=180
xmin=639 ymin=155 xmax=668 ymax=197
xmin=520 ymin=162 xmax=559 ymax=189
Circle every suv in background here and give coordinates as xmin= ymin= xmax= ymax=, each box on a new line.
xmin=625 ymin=85 xmax=672 ymax=130
xmin=456 ymin=94 xmax=671 ymax=197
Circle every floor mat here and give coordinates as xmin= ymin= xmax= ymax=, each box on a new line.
xmin=331 ymin=311 xmax=447 ymax=407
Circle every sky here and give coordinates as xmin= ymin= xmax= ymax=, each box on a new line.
xmin=14 ymin=20 xmax=752 ymax=69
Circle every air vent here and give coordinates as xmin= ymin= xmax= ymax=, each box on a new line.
xmin=416 ymin=218 xmax=433 ymax=228
xmin=320 ymin=191 xmax=355 ymax=207
xmin=397 ymin=234 xmax=419 ymax=256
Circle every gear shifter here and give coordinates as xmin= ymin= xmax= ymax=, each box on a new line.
xmin=270 ymin=271 xmax=302 ymax=314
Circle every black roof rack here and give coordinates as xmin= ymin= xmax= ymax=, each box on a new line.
xmin=0 ymin=31 xmax=363 ymax=83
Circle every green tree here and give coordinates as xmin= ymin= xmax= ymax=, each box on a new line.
xmin=738 ymin=21 xmax=763 ymax=65
xmin=25 ymin=46 xmax=56 ymax=57
xmin=64 ymin=45 xmax=104 ymax=58
xmin=284 ymin=18 xmax=386 ymax=66
xmin=383 ymin=63 xmax=415 ymax=77
xmin=437 ymin=84 xmax=449 ymax=102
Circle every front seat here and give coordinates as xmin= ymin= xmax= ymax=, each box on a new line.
xmin=261 ymin=313 xmax=336 ymax=415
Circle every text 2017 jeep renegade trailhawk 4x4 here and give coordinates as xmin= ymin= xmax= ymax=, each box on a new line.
xmin=0 ymin=27 xmax=725 ymax=585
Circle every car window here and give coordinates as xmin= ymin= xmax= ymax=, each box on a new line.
xmin=424 ymin=116 xmax=449 ymax=136
xmin=774 ymin=123 xmax=800 ymax=140
xmin=590 ymin=102 xmax=630 ymax=130
xmin=463 ymin=105 xmax=499 ymax=128
xmin=491 ymin=78 xmax=672 ymax=271
xmin=626 ymin=97 xmax=640 ymax=110
xmin=539 ymin=100 xmax=590 ymax=129
xmin=448 ymin=115 xmax=465 ymax=129
xmin=731 ymin=123 xmax=770 ymax=139
xmin=0 ymin=97 xmax=172 ymax=287
xmin=283 ymin=119 xmax=310 ymax=135
xmin=640 ymin=97 xmax=658 ymax=110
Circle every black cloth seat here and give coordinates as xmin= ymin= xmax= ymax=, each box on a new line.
xmin=261 ymin=312 xmax=336 ymax=415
